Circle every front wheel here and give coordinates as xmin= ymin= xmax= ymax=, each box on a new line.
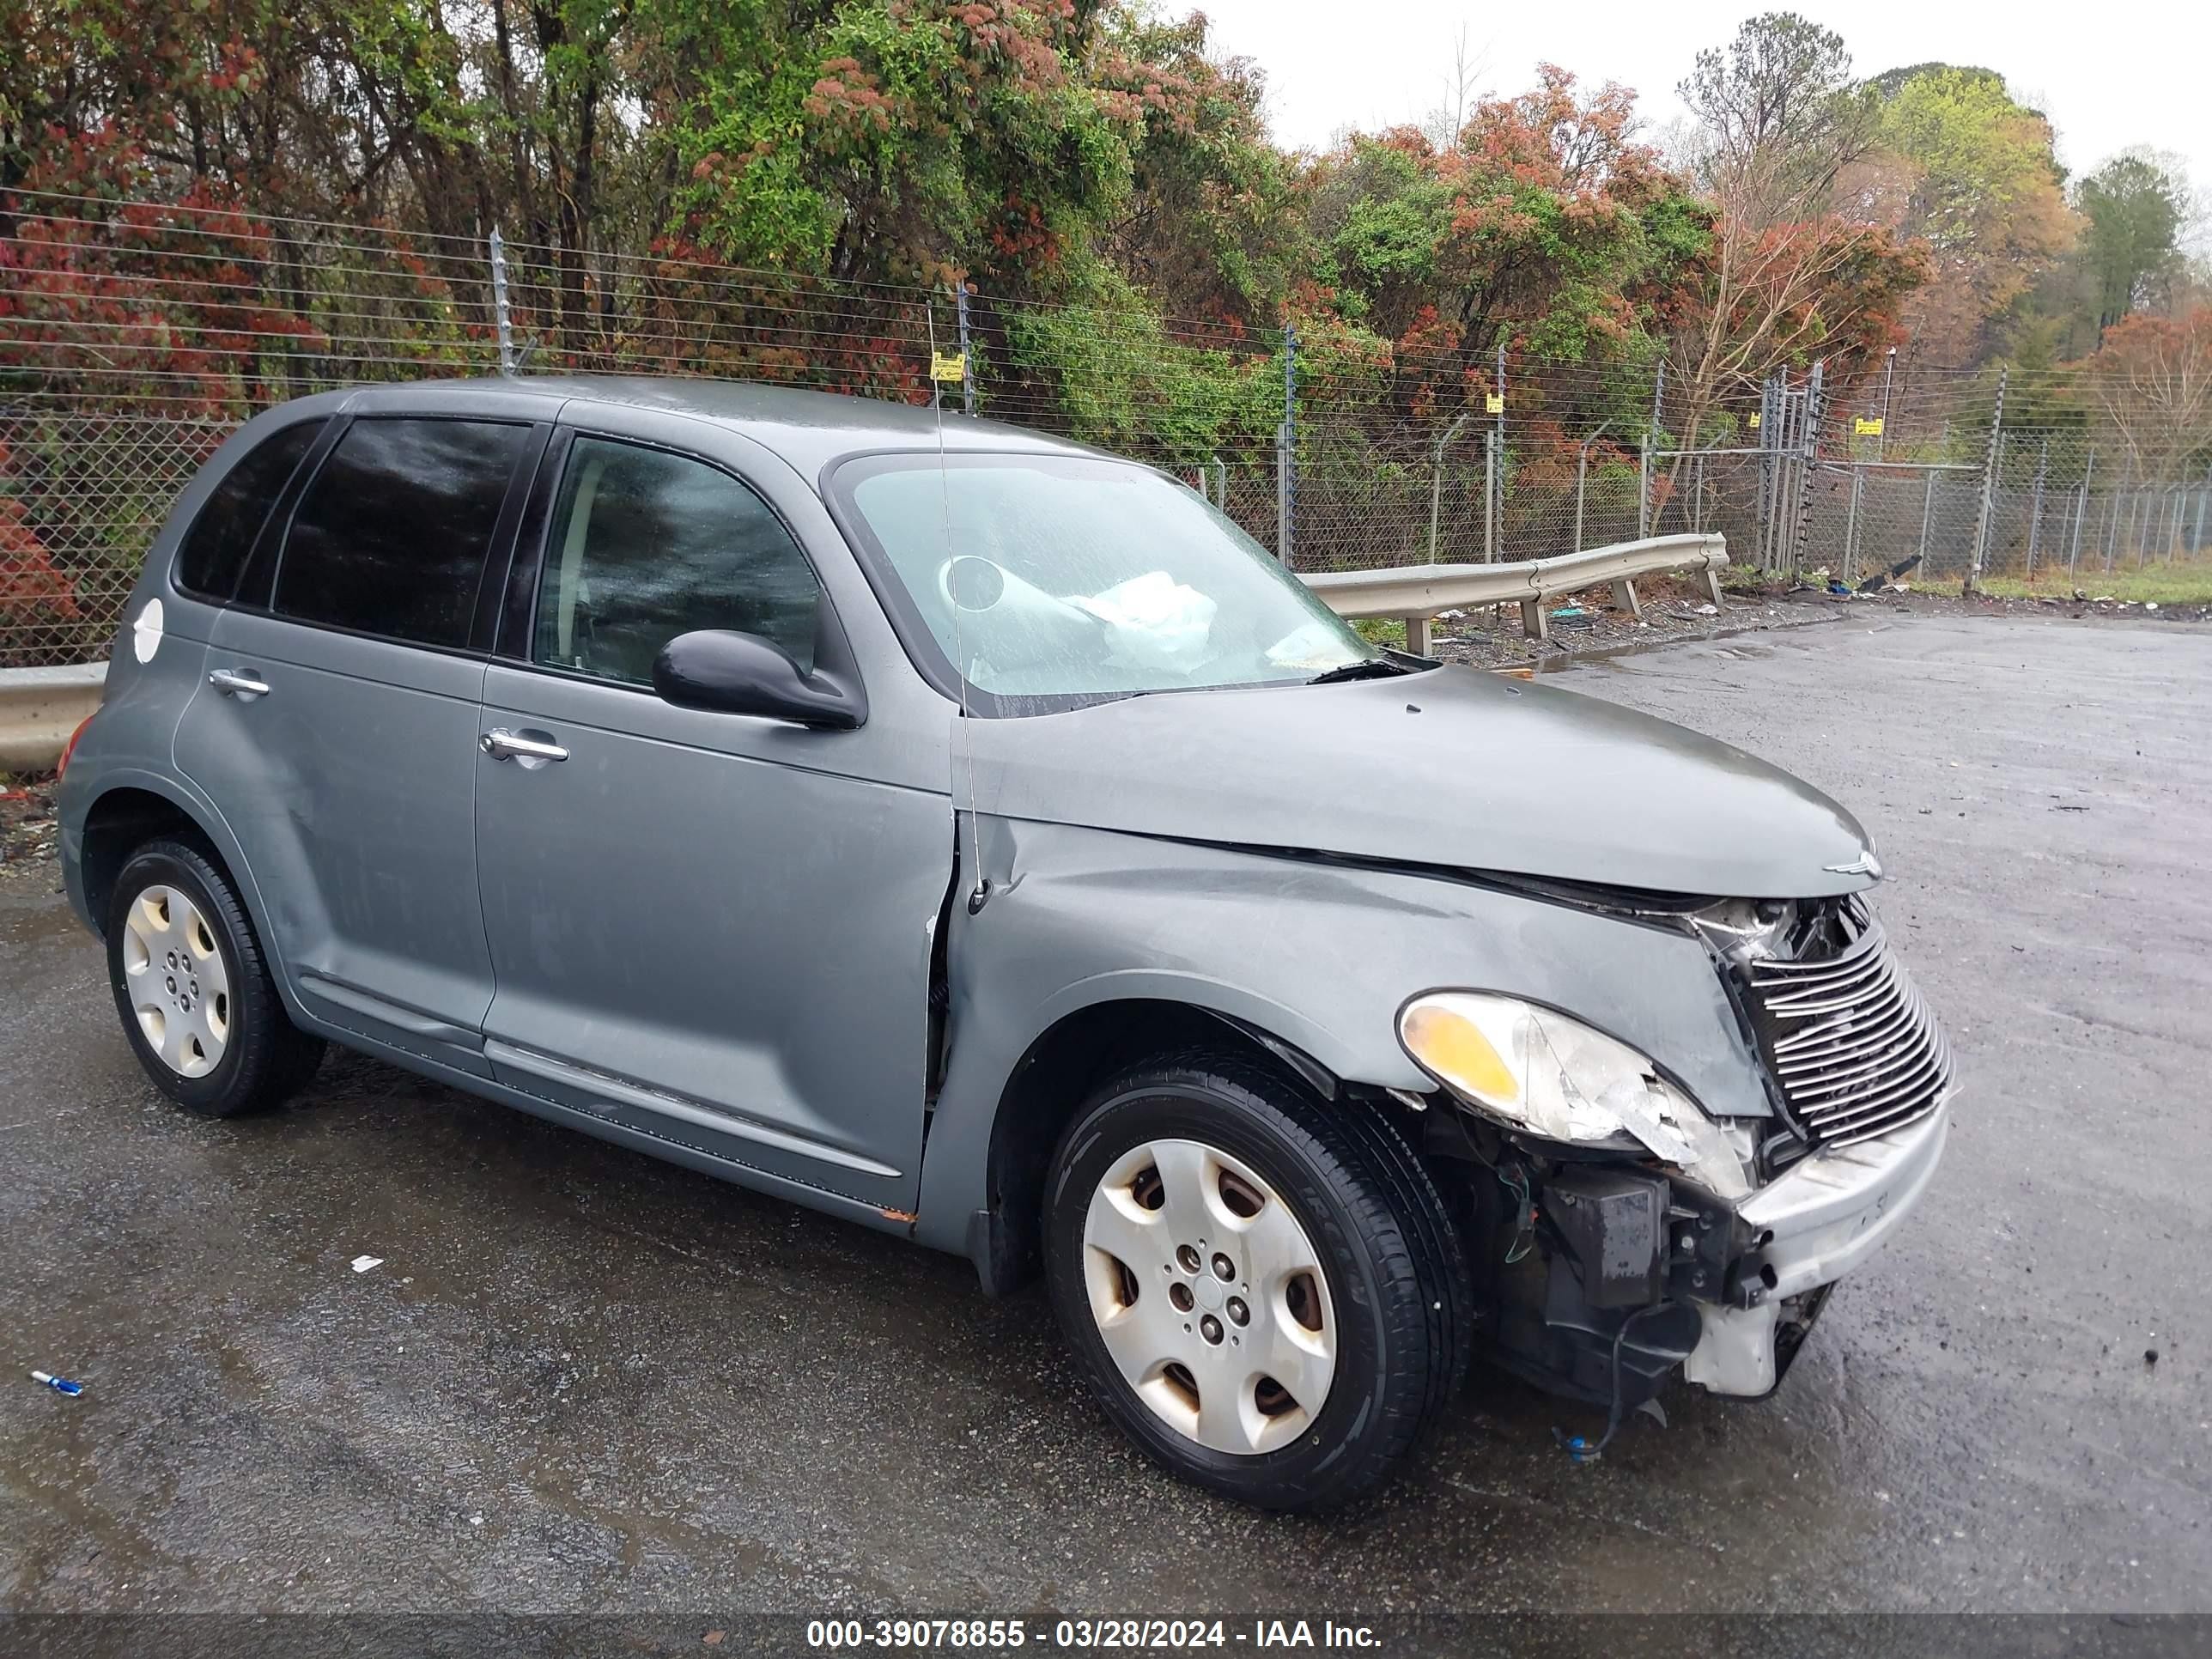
xmin=1042 ymin=1051 xmax=1473 ymax=1510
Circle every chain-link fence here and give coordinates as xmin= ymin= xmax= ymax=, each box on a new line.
xmin=6 ymin=191 xmax=2209 ymax=667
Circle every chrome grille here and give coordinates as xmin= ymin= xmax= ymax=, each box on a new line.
xmin=1742 ymin=898 xmax=1954 ymax=1148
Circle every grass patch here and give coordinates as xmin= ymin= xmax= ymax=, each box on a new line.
xmin=1352 ymin=617 xmax=1408 ymax=649
xmin=1978 ymin=556 xmax=2212 ymax=605
xmin=1717 ymin=563 xmax=1778 ymax=594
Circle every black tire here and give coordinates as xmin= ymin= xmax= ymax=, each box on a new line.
xmin=1042 ymin=1048 xmax=1473 ymax=1511
xmin=106 ymin=838 xmax=324 ymax=1118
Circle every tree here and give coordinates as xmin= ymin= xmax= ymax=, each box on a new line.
xmin=1866 ymin=66 xmax=2075 ymax=369
xmin=2086 ymin=306 xmax=2212 ymax=489
xmin=1417 ymin=27 xmax=1485 ymax=155
xmin=1663 ymin=14 xmax=1917 ymax=454
xmin=2076 ymin=151 xmax=2190 ymax=334
xmin=1088 ymin=5 xmax=1302 ymax=325
xmin=1312 ymin=66 xmax=1700 ymax=362
xmin=1678 ymin=12 xmax=1876 ymax=223
xmin=660 ymin=1 xmax=1137 ymax=288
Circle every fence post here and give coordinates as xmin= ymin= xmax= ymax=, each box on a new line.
xmin=1789 ymin=360 xmax=1824 ymax=579
xmin=2069 ymin=447 xmax=2094 ymax=580
xmin=1966 ymin=366 xmax=2005 ymax=594
xmin=1843 ymin=465 xmax=1863 ymax=583
xmin=2195 ymin=472 xmax=2209 ymax=554
xmin=1756 ymin=374 xmax=1777 ymax=568
xmin=1574 ymin=444 xmax=1589 ymax=554
xmin=1637 ymin=430 xmax=1651 ymax=540
xmin=489 ymin=228 xmax=515 ymax=375
xmin=955 ymin=285 xmax=976 ymax=419
xmin=1642 ymin=361 xmax=1665 ymax=537
xmin=1763 ymin=383 xmax=1788 ymax=571
xmin=1779 ymin=379 xmax=1802 ymax=572
xmin=1492 ymin=340 xmax=1507 ymax=559
xmin=1429 ymin=412 xmax=1470 ymax=562
xmin=1918 ymin=466 xmax=1935 ymax=569
xmin=1275 ymin=325 xmax=1297 ymax=566
xmin=1486 ymin=430 xmax=1499 ymax=560
xmin=2025 ymin=435 xmax=2049 ymax=580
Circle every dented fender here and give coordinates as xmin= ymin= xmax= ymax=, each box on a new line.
xmin=911 ymin=814 xmax=1770 ymax=1261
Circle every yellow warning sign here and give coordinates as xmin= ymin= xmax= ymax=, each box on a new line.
xmin=1855 ymin=416 xmax=1884 ymax=436
xmin=930 ymin=351 xmax=967 ymax=384
xmin=1747 ymin=413 xmax=1761 ymax=429
xmin=1484 ymin=393 xmax=1504 ymax=414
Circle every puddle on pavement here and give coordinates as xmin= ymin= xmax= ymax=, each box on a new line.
xmin=0 ymin=882 xmax=84 ymax=949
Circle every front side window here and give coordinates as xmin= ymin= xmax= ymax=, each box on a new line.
xmin=275 ymin=417 xmax=532 ymax=648
xmin=174 ymin=418 xmax=326 ymax=600
xmin=830 ymin=453 xmax=1376 ymax=708
xmin=532 ymin=436 xmax=822 ymax=685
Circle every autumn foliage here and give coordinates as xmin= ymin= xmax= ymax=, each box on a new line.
xmin=3 ymin=3 xmax=2198 ymax=659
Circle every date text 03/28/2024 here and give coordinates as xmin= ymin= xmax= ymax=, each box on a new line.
xmin=805 ymin=1620 xmax=1382 ymax=1649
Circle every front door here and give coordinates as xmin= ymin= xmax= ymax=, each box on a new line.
xmin=471 ymin=429 xmax=948 ymax=1213
xmin=176 ymin=410 xmax=545 ymax=1074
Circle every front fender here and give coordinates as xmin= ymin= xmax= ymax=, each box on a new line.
xmin=912 ymin=815 xmax=1767 ymax=1258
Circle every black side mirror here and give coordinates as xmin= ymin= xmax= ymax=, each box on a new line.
xmin=651 ymin=629 xmax=866 ymax=729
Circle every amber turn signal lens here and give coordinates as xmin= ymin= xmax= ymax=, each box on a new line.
xmin=1401 ymin=1000 xmax=1521 ymax=1105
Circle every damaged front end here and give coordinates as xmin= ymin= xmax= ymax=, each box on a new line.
xmin=1404 ymin=889 xmax=1956 ymax=1431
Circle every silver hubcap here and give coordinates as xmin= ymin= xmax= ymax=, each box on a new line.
xmin=121 ymin=884 xmax=230 ymax=1078
xmin=1081 ymin=1138 xmax=1337 ymax=1455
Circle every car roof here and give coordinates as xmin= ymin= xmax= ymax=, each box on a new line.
xmin=375 ymin=373 xmax=1099 ymax=480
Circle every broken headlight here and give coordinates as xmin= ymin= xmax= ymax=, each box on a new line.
xmin=1397 ymin=993 xmax=1750 ymax=1197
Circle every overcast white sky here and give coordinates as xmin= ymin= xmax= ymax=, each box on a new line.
xmin=1189 ymin=0 xmax=2211 ymax=194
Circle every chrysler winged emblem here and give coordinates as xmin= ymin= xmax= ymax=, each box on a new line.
xmin=1825 ymin=849 xmax=1884 ymax=879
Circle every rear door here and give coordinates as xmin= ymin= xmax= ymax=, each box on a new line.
xmin=175 ymin=398 xmax=550 ymax=1073
xmin=471 ymin=415 xmax=951 ymax=1212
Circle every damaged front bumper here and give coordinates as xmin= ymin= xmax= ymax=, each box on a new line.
xmin=1482 ymin=1092 xmax=1953 ymax=1409
xmin=1681 ymin=1097 xmax=1949 ymax=1395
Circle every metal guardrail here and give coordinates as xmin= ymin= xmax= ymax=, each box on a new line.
xmin=1305 ymin=532 xmax=1729 ymax=649
xmin=0 ymin=662 xmax=106 ymax=773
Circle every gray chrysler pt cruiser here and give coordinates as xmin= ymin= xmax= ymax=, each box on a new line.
xmin=57 ymin=377 xmax=1954 ymax=1510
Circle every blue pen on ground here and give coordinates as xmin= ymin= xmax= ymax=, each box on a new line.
xmin=31 ymin=1370 xmax=83 ymax=1396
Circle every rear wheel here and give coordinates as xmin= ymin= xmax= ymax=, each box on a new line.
xmin=1043 ymin=1050 xmax=1471 ymax=1510
xmin=106 ymin=839 xmax=323 ymax=1117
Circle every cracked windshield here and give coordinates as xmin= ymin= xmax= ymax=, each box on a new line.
xmin=845 ymin=455 xmax=1377 ymax=697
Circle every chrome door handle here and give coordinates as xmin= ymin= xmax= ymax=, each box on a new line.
xmin=208 ymin=668 xmax=270 ymax=701
xmin=479 ymin=727 xmax=568 ymax=763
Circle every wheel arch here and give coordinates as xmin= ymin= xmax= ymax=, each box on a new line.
xmin=77 ymin=782 xmax=220 ymax=933
xmin=70 ymin=775 xmax=282 ymax=983
xmin=963 ymin=995 xmax=1344 ymax=1296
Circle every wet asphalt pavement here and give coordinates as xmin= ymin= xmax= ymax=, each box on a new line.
xmin=2 ymin=615 xmax=2207 ymax=1618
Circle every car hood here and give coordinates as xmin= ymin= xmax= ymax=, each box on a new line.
xmin=956 ymin=663 xmax=1875 ymax=899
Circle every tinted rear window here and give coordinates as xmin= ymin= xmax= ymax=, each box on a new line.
xmin=275 ymin=417 xmax=532 ymax=648
xmin=174 ymin=419 xmax=326 ymax=601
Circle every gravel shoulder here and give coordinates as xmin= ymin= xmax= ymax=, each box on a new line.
xmin=1418 ymin=572 xmax=2208 ymax=672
